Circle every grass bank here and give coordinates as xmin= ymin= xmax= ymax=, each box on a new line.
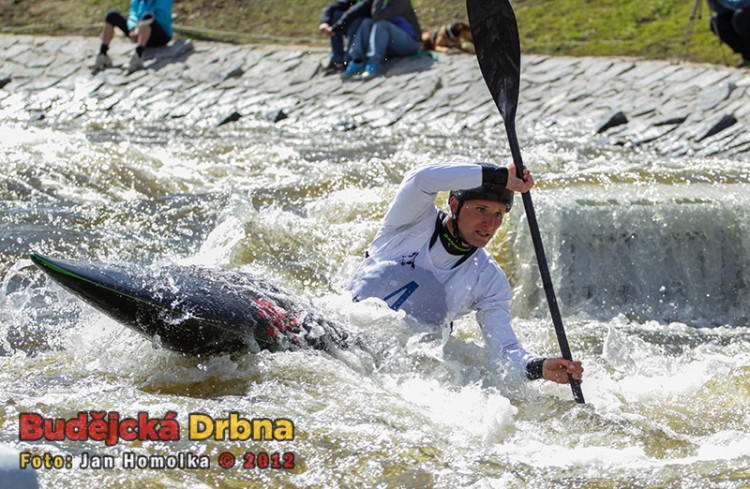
xmin=0 ymin=0 xmax=735 ymax=66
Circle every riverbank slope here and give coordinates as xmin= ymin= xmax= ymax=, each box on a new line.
xmin=1 ymin=34 xmax=748 ymax=159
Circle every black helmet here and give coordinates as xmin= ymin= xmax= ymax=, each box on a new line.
xmin=449 ymin=162 xmax=514 ymax=212
xmin=450 ymin=185 xmax=513 ymax=212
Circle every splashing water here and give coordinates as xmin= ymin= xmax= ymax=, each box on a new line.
xmin=1 ymin=107 xmax=749 ymax=489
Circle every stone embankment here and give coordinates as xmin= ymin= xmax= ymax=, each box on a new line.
xmin=1 ymin=34 xmax=748 ymax=158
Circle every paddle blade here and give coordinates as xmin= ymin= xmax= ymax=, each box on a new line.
xmin=467 ymin=0 xmax=521 ymax=123
xmin=467 ymin=0 xmax=586 ymax=404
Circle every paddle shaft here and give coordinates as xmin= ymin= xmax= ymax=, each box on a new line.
xmin=467 ymin=0 xmax=584 ymax=403
xmin=505 ymin=119 xmax=585 ymax=404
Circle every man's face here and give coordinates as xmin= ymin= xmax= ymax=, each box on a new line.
xmin=449 ymin=197 xmax=507 ymax=248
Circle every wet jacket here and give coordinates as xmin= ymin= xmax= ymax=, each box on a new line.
xmin=128 ymin=0 xmax=173 ymax=39
xmin=348 ymin=162 xmax=538 ymax=376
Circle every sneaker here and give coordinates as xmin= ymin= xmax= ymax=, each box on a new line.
xmin=127 ymin=53 xmax=144 ymax=73
xmin=341 ymin=61 xmax=365 ymax=79
xmin=93 ymin=53 xmax=112 ymax=71
xmin=361 ymin=60 xmax=383 ymax=80
xmin=323 ymin=60 xmax=346 ymax=76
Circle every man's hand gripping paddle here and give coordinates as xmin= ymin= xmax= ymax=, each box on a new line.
xmin=467 ymin=0 xmax=585 ymax=403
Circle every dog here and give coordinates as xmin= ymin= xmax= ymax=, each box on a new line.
xmin=421 ymin=22 xmax=475 ymax=54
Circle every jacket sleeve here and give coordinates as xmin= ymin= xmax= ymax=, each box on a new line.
xmin=321 ymin=0 xmax=357 ymax=25
xmin=127 ymin=1 xmax=141 ymax=31
xmin=371 ymin=0 xmax=413 ymax=20
xmin=473 ymin=262 xmax=540 ymax=378
xmin=331 ymin=0 xmax=373 ymax=34
xmin=379 ymin=162 xmax=481 ymax=231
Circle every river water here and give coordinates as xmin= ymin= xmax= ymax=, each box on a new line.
xmin=1 ymin=93 xmax=749 ymax=488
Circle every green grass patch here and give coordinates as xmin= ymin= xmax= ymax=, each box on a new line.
xmin=0 ymin=0 xmax=738 ymax=65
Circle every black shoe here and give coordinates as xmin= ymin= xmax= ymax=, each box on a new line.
xmin=323 ymin=61 xmax=346 ymax=75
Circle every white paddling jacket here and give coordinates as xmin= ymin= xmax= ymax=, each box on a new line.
xmin=348 ymin=162 xmax=540 ymax=376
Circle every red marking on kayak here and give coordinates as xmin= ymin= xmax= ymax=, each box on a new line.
xmin=253 ymin=298 xmax=299 ymax=343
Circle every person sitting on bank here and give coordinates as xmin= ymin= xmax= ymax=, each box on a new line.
xmin=319 ymin=0 xmax=366 ymax=75
xmin=93 ymin=0 xmax=173 ymax=73
xmin=348 ymin=161 xmax=584 ymax=385
xmin=337 ymin=0 xmax=422 ymax=80
xmin=708 ymin=0 xmax=750 ymax=67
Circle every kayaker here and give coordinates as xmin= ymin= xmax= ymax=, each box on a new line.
xmin=348 ymin=161 xmax=584 ymax=385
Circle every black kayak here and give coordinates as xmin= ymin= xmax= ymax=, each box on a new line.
xmin=29 ymin=252 xmax=349 ymax=356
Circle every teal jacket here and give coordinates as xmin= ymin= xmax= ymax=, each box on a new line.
xmin=127 ymin=0 xmax=173 ymax=39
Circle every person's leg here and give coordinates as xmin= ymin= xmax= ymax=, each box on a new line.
xmin=144 ymin=19 xmax=170 ymax=47
xmin=129 ymin=13 xmax=151 ymax=71
xmin=384 ymin=25 xmax=421 ymax=58
xmin=342 ymin=17 xmax=373 ymax=78
xmin=106 ymin=11 xmax=129 ymax=34
xmin=329 ymin=10 xmax=346 ymax=64
xmin=363 ymin=20 xmax=421 ymax=78
xmin=366 ymin=20 xmax=388 ymax=65
xmin=101 ymin=11 xmax=128 ymax=53
xmin=348 ymin=18 xmax=373 ymax=63
xmin=137 ymin=24 xmax=151 ymax=51
xmin=133 ymin=13 xmax=170 ymax=50
xmin=367 ymin=20 xmax=420 ymax=62
xmin=102 ymin=23 xmax=115 ymax=47
xmin=95 ymin=10 xmax=127 ymax=70
xmin=129 ymin=13 xmax=170 ymax=72
xmin=343 ymin=17 xmax=364 ymax=63
xmin=731 ymin=8 xmax=750 ymax=62
xmin=711 ymin=12 xmax=747 ymax=57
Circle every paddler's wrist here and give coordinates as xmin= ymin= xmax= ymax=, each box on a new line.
xmin=525 ymin=357 xmax=546 ymax=381
xmin=479 ymin=162 xmax=508 ymax=189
